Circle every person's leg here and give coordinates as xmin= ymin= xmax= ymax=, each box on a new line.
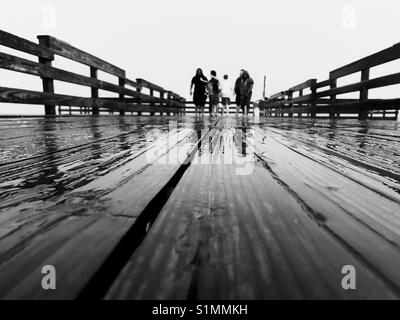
xmin=223 ymin=102 xmax=227 ymax=115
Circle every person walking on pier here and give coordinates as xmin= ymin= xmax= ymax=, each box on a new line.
xmin=207 ymin=70 xmax=220 ymax=116
xmin=190 ymin=68 xmax=208 ymax=116
xmin=220 ymin=75 xmax=233 ymax=115
xmin=234 ymin=70 xmax=244 ymax=116
xmin=239 ymin=70 xmax=254 ymax=116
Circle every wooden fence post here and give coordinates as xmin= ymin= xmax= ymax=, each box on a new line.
xmin=310 ymin=80 xmax=317 ymax=118
xmin=298 ymin=90 xmax=303 ymax=117
xmin=160 ymin=91 xmax=165 ymax=116
xmin=288 ymin=91 xmax=293 ymax=118
xmin=329 ymin=78 xmax=337 ymax=119
xmin=359 ymin=69 xmax=370 ymax=120
xmin=150 ymin=89 xmax=155 ymax=116
xmin=136 ymin=79 xmax=142 ymax=116
xmin=37 ymin=36 xmax=56 ymax=116
xmin=119 ymin=77 xmax=125 ymax=116
xmin=166 ymin=91 xmax=171 ymax=116
xmin=90 ymin=67 xmax=99 ymax=115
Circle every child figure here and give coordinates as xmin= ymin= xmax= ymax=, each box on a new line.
xmin=220 ymin=75 xmax=233 ymax=115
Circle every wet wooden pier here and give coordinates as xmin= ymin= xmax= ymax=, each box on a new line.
xmin=0 ymin=116 xmax=399 ymax=300
xmin=0 ymin=30 xmax=400 ymax=300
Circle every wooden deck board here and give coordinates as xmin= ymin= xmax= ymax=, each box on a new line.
xmin=106 ymin=119 xmax=400 ymax=299
xmin=0 ymin=116 xmax=399 ymax=300
xmin=0 ymin=119 xmax=200 ymax=299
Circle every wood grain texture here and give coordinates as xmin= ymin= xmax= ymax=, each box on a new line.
xmin=106 ymin=118 xmax=400 ymax=299
xmin=0 ymin=87 xmax=182 ymax=112
xmin=37 ymin=35 xmax=125 ymax=78
xmin=0 ymin=124 xmax=196 ymax=299
xmin=0 ymin=30 xmax=53 ymax=59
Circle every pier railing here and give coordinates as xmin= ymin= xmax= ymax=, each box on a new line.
xmin=0 ymin=30 xmax=185 ymax=116
xmin=259 ymin=43 xmax=400 ymax=120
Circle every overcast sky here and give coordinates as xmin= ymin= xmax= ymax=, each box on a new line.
xmin=1 ymin=0 xmax=400 ymax=115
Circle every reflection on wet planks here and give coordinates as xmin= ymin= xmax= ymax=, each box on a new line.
xmin=0 ymin=116 xmax=399 ymax=299
xmin=0 ymin=116 xmax=211 ymax=299
xmin=107 ymin=117 xmax=400 ymax=300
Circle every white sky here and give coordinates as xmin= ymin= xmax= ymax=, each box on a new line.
xmin=1 ymin=0 xmax=400 ymax=115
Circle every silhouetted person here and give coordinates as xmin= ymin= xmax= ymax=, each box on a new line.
xmin=239 ymin=70 xmax=254 ymax=116
xmin=220 ymin=75 xmax=232 ymax=115
xmin=234 ymin=69 xmax=244 ymax=116
xmin=190 ymin=68 xmax=208 ymax=116
xmin=207 ymin=70 xmax=220 ymax=116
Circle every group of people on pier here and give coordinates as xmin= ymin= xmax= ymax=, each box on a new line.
xmin=190 ymin=69 xmax=254 ymax=116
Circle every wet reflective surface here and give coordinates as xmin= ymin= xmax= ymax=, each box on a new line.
xmin=254 ymin=118 xmax=400 ymax=175
xmin=1 ymin=116 xmax=399 ymax=214
xmin=0 ymin=116 xmax=213 ymax=213
xmin=0 ymin=115 xmax=400 ymax=299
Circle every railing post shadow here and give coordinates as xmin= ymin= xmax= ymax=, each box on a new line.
xmin=37 ymin=36 xmax=56 ymax=116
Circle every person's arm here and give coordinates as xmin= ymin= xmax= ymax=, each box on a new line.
xmin=248 ymin=79 xmax=254 ymax=95
xmin=234 ymin=79 xmax=240 ymax=95
xmin=190 ymin=78 xmax=195 ymax=96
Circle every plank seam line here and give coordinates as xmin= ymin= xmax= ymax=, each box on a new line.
xmin=76 ymin=118 xmax=222 ymax=300
xmin=254 ymin=153 xmax=400 ymax=298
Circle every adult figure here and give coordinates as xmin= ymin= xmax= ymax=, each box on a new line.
xmin=207 ymin=70 xmax=220 ymax=116
xmin=190 ymin=68 xmax=208 ymax=116
xmin=239 ymin=70 xmax=254 ymax=116
xmin=234 ymin=70 xmax=244 ymax=116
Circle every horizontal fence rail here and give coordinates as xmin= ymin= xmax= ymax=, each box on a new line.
xmin=259 ymin=43 xmax=400 ymax=120
xmin=0 ymin=30 xmax=186 ymax=116
xmin=184 ymin=100 xmax=254 ymax=115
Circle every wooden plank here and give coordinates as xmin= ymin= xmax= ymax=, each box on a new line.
xmin=136 ymin=78 xmax=163 ymax=92
xmin=107 ymin=120 xmax=398 ymax=299
xmin=315 ymin=79 xmax=330 ymax=89
xmin=0 ymin=126 xmax=197 ymax=299
xmin=289 ymin=79 xmax=316 ymax=92
xmin=270 ymin=91 xmax=285 ymax=100
xmin=252 ymin=128 xmax=400 ymax=292
xmin=290 ymin=93 xmax=313 ymax=104
xmin=0 ymin=86 xmax=182 ymax=112
xmin=330 ymin=42 xmax=400 ymax=79
xmin=316 ymin=72 xmax=400 ymax=98
xmin=37 ymin=37 xmax=56 ymax=116
xmin=0 ymin=30 xmax=53 ymax=59
xmin=37 ymin=35 xmax=125 ymax=78
xmin=90 ymin=67 xmax=99 ymax=115
xmin=0 ymin=52 xmax=140 ymax=98
xmin=125 ymin=78 xmax=141 ymax=89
